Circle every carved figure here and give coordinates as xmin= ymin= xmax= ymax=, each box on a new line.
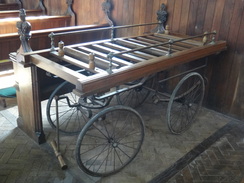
xmin=16 ymin=9 xmax=31 ymax=42
xmin=157 ymin=4 xmax=168 ymax=25
xmin=152 ymin=3 xmax=168 ymax=34
xmin=16 ymin=9 xmax=32 ymax=63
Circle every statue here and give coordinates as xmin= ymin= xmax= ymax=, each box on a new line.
xmin=16 ymin=9 xmax=32 ymax=53
xmin=157 ymin=4 xmax=168 ymax=26
xmin=152 ymin=3 xmax=168 ymax=34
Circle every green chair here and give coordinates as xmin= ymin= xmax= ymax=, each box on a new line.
xmin=0 ymin=87 xmax=16 ymax=108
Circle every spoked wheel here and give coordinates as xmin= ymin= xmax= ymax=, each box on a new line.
xmin=116 ymin=77 xmax=151 ymax=108
xmin=75 ymin=105 xmax=145 ymax=177
xmin=46 ymin=81 xmax=92 ymax=135
xmin=167 ymin=72 xmax=205 ymax=134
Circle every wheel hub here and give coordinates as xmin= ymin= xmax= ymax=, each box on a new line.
xmin=108 ymin=138 xmax=118 ymax=148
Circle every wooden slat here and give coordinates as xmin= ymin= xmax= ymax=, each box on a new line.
xmin=50 ymin=51 xmax=104 ymax=74
xmin=146 ymin=36 xmax=193 ymax=50
xmin=77 ymin=46 xmax=133 ymax=66
xmin=76 ymin=41 xmax=227 ymax=96
xmin=91 ymin=44 xmax=145 ymax=62
xmin=115 ymin=39 xmax=165 ymax=56
xmin=64 ymin=47 xmax=119 ymax=70
xmin=132 ymin=37 xmax=179 ymax=52
xmin=103 ymin=42 xmax=156 ymax=59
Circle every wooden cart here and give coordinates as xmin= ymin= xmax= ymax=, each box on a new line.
xmin=10 ymin=2 xmax=226 ymax=177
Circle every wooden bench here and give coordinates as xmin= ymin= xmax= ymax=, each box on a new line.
xmin=0 ymin=9 xmax=44 ymax=18
xmin=0 ymin=3 xmax=19 ymax=10
xmin=0 ymin=15 xmax=72 ymax=34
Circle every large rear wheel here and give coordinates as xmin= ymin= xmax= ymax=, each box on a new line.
xmin=75 ymin=105 xmax=144 ymax=177
xmin=167 ymin=72 xmax=205 ymax=134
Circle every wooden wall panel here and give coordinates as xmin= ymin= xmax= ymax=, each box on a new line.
xmin=203 ymin=0 xmax=217 ymax=32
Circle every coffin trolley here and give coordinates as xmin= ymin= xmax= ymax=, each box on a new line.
xmin=10 ymin=2 xmax=227 ymax=177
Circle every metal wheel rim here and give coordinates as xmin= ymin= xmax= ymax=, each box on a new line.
xmin=166 ymin=72 xmax=205 ymax=134
xmin=75 ymin=105 xmax=145 ymax=177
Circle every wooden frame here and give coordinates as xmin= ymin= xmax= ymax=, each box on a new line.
xmin=26 ymin=33 xmax=226 ymax=97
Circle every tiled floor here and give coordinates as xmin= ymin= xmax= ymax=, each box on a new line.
xmin=0 ymin=96 xmax=243 ymax=183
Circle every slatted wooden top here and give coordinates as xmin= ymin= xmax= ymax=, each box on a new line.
xmin=29 ymin=32 xmax=227 ymax=97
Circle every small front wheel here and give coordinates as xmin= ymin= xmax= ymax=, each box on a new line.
xmin=167 ymin=72 xmax=205 ymax=134
xmin=75 ymin=105 xmax=145 ymax=177
xmin=46 ymin=81 xmax=92 ymax=135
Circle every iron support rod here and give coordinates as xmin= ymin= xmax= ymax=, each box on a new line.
xmin=51 ymin=22 xmax=159 ymax=37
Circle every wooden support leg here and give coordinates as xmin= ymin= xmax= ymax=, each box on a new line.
xmin=13 ymin=62 xmax=46 ymax=144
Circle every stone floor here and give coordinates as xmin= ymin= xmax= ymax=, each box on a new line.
xmin=0 ymin=97 xmax=244 ymax=183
